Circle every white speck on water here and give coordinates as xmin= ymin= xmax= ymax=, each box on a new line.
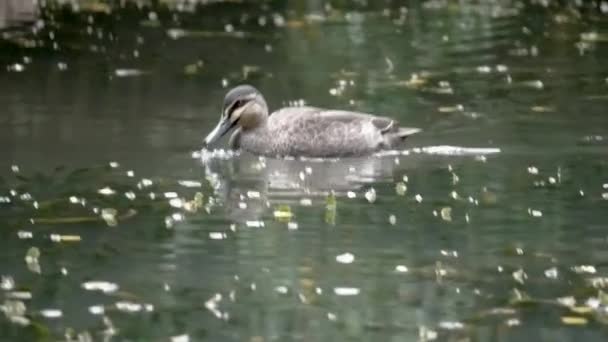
xmin=209 ymin=232 xmax=227 ymax=240
xmin=395 ymin=182 xmax=407 ymax=195
xmin=8 ymin=63 xmax=25 ymax=72
xmin=275 ymin=286 xmax=288 ymax=294
xmin=512 ymin=269 xmax=527 ymax=284
xmin=88 ymin=305 xmax=105 ymax=315
xmin=347 ymin=191 xmax=356 ymax=198
xmin=415 ymin=194 xmax=423 ymax=203
xmin=579 ymin=190 xmax=585 ymax=197
xmin=336 ymin=253 xmax=355 ymax=264
xmin=364 ymin=188 xmax=377 ymax=203
xmin=98 ymin=187 xmax=115 ymax=196
xmin=1 ymin=276 xmax=15 ymax=290
xmin=395 ymin=265 xmax=409 ymax=273
xmin=164 ymin=192 xmax=178 ymax=199
xmin=528 ymin=208 xmax=542 ymax=217
xmin=496 ymin=64 xmax=509 ymax=72
xmin=389 ymin=214 xmax=397 ymax=225
xmin=441 ymin=207 xmax=452 ymax=221
xmin=327 ymin=312 xmax=337 ymax=321
xmin=300 ymin=198 xmax=312 ymax=206
xmin=287 ymin=222 xmax=298 ymax=230
xmin=125 ymin=191 xmax=136 ymax=200
xmin=165 ymin=216 xmax=174 ymax=229
xmin=548 ymin=177 xmax=557 ymax=184
xmin=439 ymin=321 xmax=464 ymax=330
xmin=17 ymin=231 xmax=33 ymax=239
xmin=476 ymin=65 xmax=492 ymax=73
xmin=450 ymin=191 xmax=459 ymax=200
xmin=126 ymin=170 xmax=134 ymax=177
xmin=528 ymin=166 xmax=539 ymax=174
xmin=82 ymin=281 xmax=119 ymax=293
xmin=246 ymin=221 xmax=264 ymax=228
xmin=114 ymin=69 xmax=145 ymax=77
xmin=40 ymin=309 xmax=62 ymax=318
xmin=544 ymin=267 xmax=558 ymax=279
xmin=334 ymin=287 xmax=360 ymax=296
xmin=171 ymin=334 xmax=190 ymax=342
xmin=238 ymin=201 xmax=247 ymax=209
xmin=168 ymin=198 xmax=182 ymax=208
xmin=572 ymin=265 xmax=596 ymax=274
xmin=246 ymin=191 xmax=261 ymax=198
xmin=101 ymin=208 xmax=118 ymax=226
xmin=602 ymin=193 xmax=608 ymax=200
xmin=11 ymin=165 xmax=19 ymax=173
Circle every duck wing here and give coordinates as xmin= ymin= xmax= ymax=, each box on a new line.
xmin=313 ymin=109 xmax=420 ymax=137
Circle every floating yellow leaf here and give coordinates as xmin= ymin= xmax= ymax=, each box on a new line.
xmin=561 ymin=316 xmax=588 ymax=325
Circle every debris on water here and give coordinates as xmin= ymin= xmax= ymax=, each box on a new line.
xmin=7 ymin=63 xmax=25 ymax=72
xmin=40 ymin=309 xmax=63 ymax=318
xmin=527 ymin=166 xmax=539 ymax=174
xmin=24 ymin=247 xmax=41 ymax=274
xmin=287 ymin=222 xmax=298 ymax=230
xmin=82 ymin=281 xmax=119 ymax=293
xmin=17 ymin=231 xmax=33 ymax=239
xmin=415 ymin=194 xmax=423 ymax=203
xmin=572 ymin=265 xmax=596 ymax=274
xmin=528 ymin=208 xmax=542 ymax=217
xmin=273 ymin=205 xmax=293 ymax=221
xmin=333 ymin=287 xmax=360 ymax=296
xmin=1 ymin=276 xmax=15 ymax=290
xmin=164 ymin=216 xmax=174 ymax=229
xmin=50 ymin=234 xmax=81 ymax=243
xmin=113 ymin=69 xmax=146 ymax=77
xmin=246 ymin=221 xmax=264 ymax=228
xmin=395 ymin=182 xmax=407 ymax=196
xmin=438 ymin=104 xmax=464 ymax=113
xmin=209 ymin=232 xmax=227 ymax=240
xmin=169 ymin=198 xmax=183 ymax=208
xmin=347 ymin=191 xmax=356 ymax=198
xmin=171 ymin=334 xmax=190 ymax=342
xmin=336 ymin=252 xmax=355 ymax=264
xmin=512 ymin=269 xmax=527 ymax=284
xmin=439 ymin=321 xmax=464 ymax=330
xmin=325 ymin=192 xmax=337 ymax=225
xmin=98 ymin=187 xmax=116 ymax=196
xmin=395 ymin=265 xmax=409 ymax=273
xmin=440 ymin=207 xmax=452 ymax=221
xmin=544 ymin=267 xmax=559 ymax=279
xmin=364 ymin=187 xmax=377 ymax=203
xmin=101 ymin=208 xmax=118 ymax=226
xmin=389 ymin=214 xmax=397 ymax=225
xmin=561 ymin=316 xmax=588 ymax=325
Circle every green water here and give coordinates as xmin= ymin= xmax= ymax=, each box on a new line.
xmin=1 ymin=1 xmax=608 ymax=341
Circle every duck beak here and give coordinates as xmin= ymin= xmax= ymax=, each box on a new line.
xmin=204 ymin=116 xmax=233 ymax=146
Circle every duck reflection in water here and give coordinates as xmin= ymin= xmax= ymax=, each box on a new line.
xmin=201 ymin=85 xmax=422 ymax=221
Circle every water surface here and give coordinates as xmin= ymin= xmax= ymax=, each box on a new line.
xmin=1 ymin=1 xmax=608 ymax=341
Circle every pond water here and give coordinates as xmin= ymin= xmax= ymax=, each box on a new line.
xmin=1 ymin=1 xmax=608 ymax=341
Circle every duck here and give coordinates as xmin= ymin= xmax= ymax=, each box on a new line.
xmin=203 ymin=85 xmax=421 ymax=158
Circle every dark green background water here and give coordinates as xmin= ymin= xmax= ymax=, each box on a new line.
xmin=1 ymin=1 xmax=608 ymax=341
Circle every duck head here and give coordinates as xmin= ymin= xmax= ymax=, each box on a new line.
xmin=204 ymin=85 xmax=269 ymax=146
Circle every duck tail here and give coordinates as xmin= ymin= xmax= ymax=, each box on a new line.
xmin=385 ymin=127 xmax=421 ymax=147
